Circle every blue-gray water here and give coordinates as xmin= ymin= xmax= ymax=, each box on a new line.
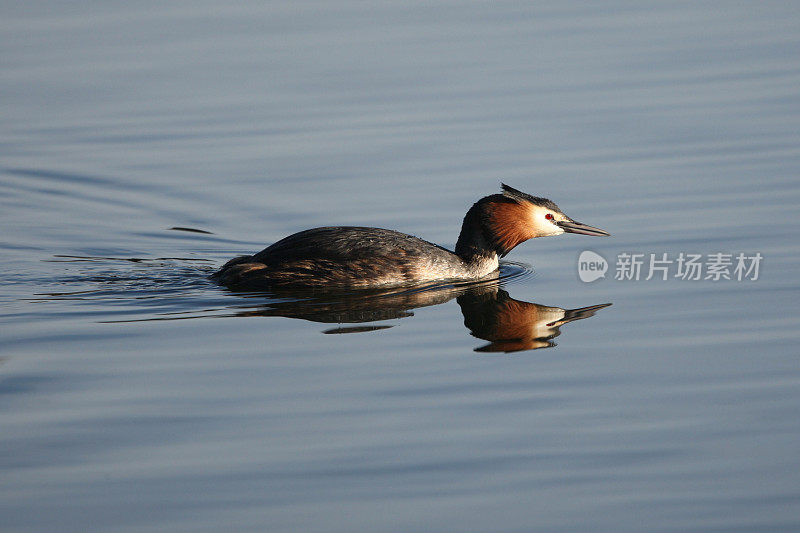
xmin=2 ymin=2 xmax=799 ymax=531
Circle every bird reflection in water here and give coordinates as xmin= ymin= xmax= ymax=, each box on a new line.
xmin=38 ymin=256 xmax=609 ymax=352
xmin=457 ymin=289 xmax=610 ymax=352
xmin=228 ymin=280 xmax=610 ymax=353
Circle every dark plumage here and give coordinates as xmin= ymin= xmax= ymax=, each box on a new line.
xmin=214 ymin=227 xmax=459 ymax=288
xmin=500 ymin=183 xmax=561 ymax=212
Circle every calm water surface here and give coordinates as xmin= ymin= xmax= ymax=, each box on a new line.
xmin=2 ymin=2 xmax=800 ymax=531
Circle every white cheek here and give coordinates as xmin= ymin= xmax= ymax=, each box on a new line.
xmin=533 ymin=217 xmax=564 ymax=237
xmin=544 ymin=224 xmax=565 ymax=236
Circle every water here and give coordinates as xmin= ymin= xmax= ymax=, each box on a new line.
xmin=2 ymin=2 xmax=799 ymax=531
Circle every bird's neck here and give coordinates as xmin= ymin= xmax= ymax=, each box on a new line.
xmin=456 ymin=196 xmax=530 ymax=261
xmin=454 ymin=201 xmax=503 ymax=270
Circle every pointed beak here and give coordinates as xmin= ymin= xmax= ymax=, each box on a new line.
xmin=547 ymin=302 xmax=612 ymax=327
xmin=557 ymin=220 xmax=610 ymax=237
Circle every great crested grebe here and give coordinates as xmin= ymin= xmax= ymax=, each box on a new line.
xmin=212 ymin=184 xmax=609 ymax=289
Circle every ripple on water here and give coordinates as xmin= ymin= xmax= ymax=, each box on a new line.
xmin=23 ymin=255 xmax=537 ymax=327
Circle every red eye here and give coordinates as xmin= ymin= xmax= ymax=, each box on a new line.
xmin=545 ymin=214 xmax=554 ymax=220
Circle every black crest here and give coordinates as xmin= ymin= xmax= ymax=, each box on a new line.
xmin=501 ymin=183 xmax=561 ymax=212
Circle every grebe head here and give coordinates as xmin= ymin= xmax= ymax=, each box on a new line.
xmin=499 ymin=183 xmax=610 ymax=239
xmin=456 ymin=183 xmax=609 ymax=259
